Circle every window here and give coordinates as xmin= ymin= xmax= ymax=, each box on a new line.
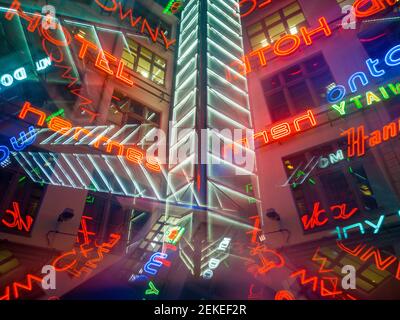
xmin=108 ymin=91 xmax=161 ymax=127
xmin=247 ymin=1 xmax=307 ymax=51
xmin=309 ymin=245 xmax=393 ymax=296
xmin=262 ymin=54 xmax=335 ymax=122
xmin=121 ymin=38 xmax=167 ymax=86
xmin=283 ymin=140 xmax=400 ymax=234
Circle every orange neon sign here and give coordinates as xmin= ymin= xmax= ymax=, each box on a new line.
xmin=301 ymin=202 xmax=359 ymax=231
xmin=18 ymin=101 xmax=161 ymax=172
xmin=337 ymin=241 xmax=400 ymax=279
xmin=1 ymin=202 xmax=33 ymax=232
xmin=290 ymin=247 xmax=358 ymax=300
xmin=341 ymin=118 xmax=400 ymax=158
xmin=237 ymin=0 xmax=273 ymax=18
xmin=226 ymin=17 xmax=332 ymax=79
xmin=235 ymin=109 xmax=317 ymax=149
xmin=74 ymin=35 xmax=134 ymax=87
xmin=353 ymin=0 xmax=399 ymax=18
xmin=0 ymin=230 xmax=121 ymax=300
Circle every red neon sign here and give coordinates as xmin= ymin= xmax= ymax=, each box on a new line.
xmin=238 ymin=0 xmax=273 ymax=18
xmin=337 ymin=241 xmax=400 ymax=277
xmin=93 ymin=0 xmax=175 ymax=49
xmin=290 ymin=247 xmax=358 ymax=300
xmin=274 ymin=290 xmax=295 ymax=300
xmin=1 ymin=202 xmax=33 ymax=232
xmin=74 ymin=35 xmax=134 ymax=87
xmin=353 ymin=0 xmax=399 ymax=18
xmin=226 ymin=17 xmax=332 ymax=78
xmin=341 ymin=119 xmax=400 ymax=158
xmin=301 ymin=202 xmax=359 ymax=231
xmin=234 ymin=109 xmax=317 ymax=150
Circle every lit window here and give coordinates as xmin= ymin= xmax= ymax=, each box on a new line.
xmin=121 ymin=38 xmax=167 ymax=86
xmin=247 ymin=1 xmax=306 ymax=51
xmin=309 ymin=245 xmax=393 ymax=296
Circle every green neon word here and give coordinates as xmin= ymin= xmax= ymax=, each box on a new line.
xmin=145 ymin=281 xmax=159 ymax=295
xmin=86 ymin=195 xmax=95 ymax=204
xmin=19 ymin=167 xmax=44 ymax=186
xmin=163 ymin=0 xmax=182 ymax=15
xmin=331 ymin=82 xmax=400 ymax=116
xmin=45 ymin=109 xmax=65 ymax=123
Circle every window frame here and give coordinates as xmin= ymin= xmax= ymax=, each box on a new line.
xmin=122 ymin=38 xmax=167 ymax=86
xmin=282 ymin=139 xmax=392 ymax=235
xmin=246 ymin=1 xmax=308 ymax=51
xmin=263 ymin=53 xmax=334 ymax=122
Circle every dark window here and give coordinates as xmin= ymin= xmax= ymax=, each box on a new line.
xmin=262 ymin=53 xmax=335 ymax=122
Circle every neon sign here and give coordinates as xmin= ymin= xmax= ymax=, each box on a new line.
xmin=341 ymin=117 xmax=400 ymax=158
xmin=144 ymin=252 xmax=170 ymax=275
xmin=327 ymin=44 xmax=400 ymax=105
xmin=1 ymin=202 xmax=33 ymax=233
xmin=0 ymin=226 xmax=121 ymax=300
xmin=45 ymin=108 xmax=64 ymax=123
xmin=51 ymin=232 xmax=121 ymax=277
xmin=129 ymin=243 xmax=177 ymax=298
xmin=352 ymin=0 xmax=399 ymax=18
xmin=237 ymin=0 xmax=273 ymax=18
xmin=0 ymin=126 xmax=36 ymax=164
xmin=274 ymin=290 xmax=295 ymax=300
xmin=246 ymin=244 xmax=285 ymax=276
xmin=301 ymin=202 xmax=359 ymax=231
xmin=163 ymin=0 xmax=182 ymax=15
xmin=0 ymin=57 xmax=51 ymax=90
xmin=74 ymin=35 xmax=134 ymax=87
xmin=283 ymin=149 xmax=345 ymax=188
xmin=226 ymin=17 xmax=332 ymax=78
xmin=202 ymin=237 xmax=231 ymax=279
xmin=335 ymin=210 xmax=400 ymax=239
xmin=330 ymin=81 xmax=400 ymax=116
xmin=336 ymin=240 xmax=400 ymax=281
xmin=334 ymin=214 xmax=385 ymax=239
xmin=4 ymin=0 xmax=101 ymax=123
xmin=18 ymin=101 xmax=161 ymax=172
xmin=164 ymin=226 xmax=185 ymax=244
xmin=92 ymin=0 xmax=176 ymax=49
xmin=290 ymin=247 xmax=357 ymax=299
xmin=237 ymin=110 xmax=317 ymax=149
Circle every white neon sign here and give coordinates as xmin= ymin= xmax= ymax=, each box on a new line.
xmin=0 ymin=57 xmax=52 ymax=89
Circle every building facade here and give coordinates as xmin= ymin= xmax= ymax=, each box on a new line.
xmin=241 ymin=0 xmax=400 ymax=299
xmin=0 ymin=0 xmax=178 ymax=299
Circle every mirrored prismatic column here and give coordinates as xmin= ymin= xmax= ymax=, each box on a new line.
xmin=166 ymin=0 xmax=262 ymax=277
